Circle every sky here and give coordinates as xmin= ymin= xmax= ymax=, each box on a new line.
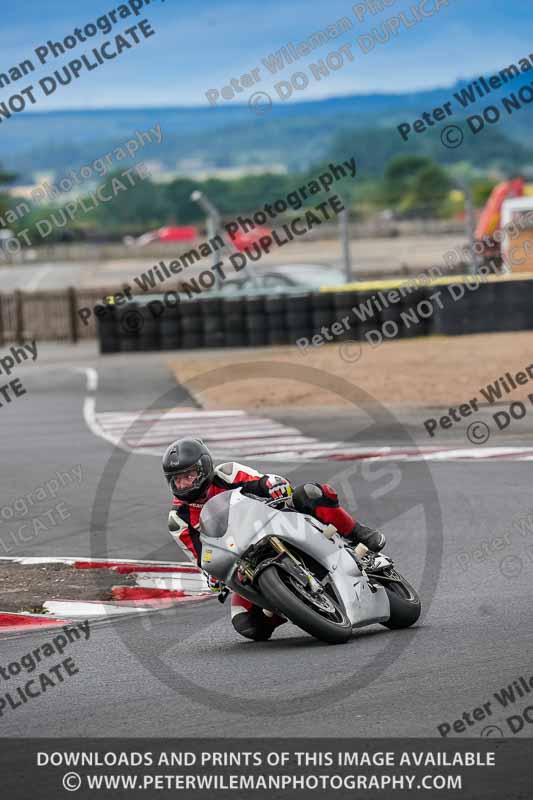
xmin=0 ymin=0 xmax=531 ymax=111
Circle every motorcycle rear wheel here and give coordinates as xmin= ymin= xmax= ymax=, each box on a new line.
xmin=257 ymin=565 xmax=352 ymax=645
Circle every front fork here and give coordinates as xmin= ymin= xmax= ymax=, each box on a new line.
xmin=252 ymin=536 xmax=323 ymax=595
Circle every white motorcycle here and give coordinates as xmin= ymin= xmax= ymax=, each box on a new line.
xmin=199 ymin=488 xmax=421 ymax=644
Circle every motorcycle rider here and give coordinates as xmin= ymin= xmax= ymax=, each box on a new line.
xmin=163 ymin=437 xmax=385 ymax=642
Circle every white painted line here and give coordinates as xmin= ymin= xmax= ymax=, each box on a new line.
xmin=84 ymin=399 xmax=533 ymax=463
xmin=84 ymin=366 xmax=99 ymax=393
xmin=96 ymin=423 xmax=292 ymax=438
xmin=133 ymin=572 xmax=208 ymax=593
xmin=117 ymin=425 xmax=305 ymax=438
xmin=76 ymin=365 xmax=138 ymax=450
xmin=96 ymin=409 xmax=247 ymax=421
xmin=43 ymin=600 xmax=154 ymax=616
xmin=0 ymin=555 xmax=197 ymax=568
xmin=98 ymin=422 xmax=294 ymax=435
xmin=76 ymin=367 xmax=129 ymax=450
xmin=84 ymin=396 xmax=121 ymax=447
xmin=126 ymin=435 xmax=315 ymax=450
xmin=17 ymin=557 xmax=76 ymax=565
xmin=43 ymin=596 xmax=213 ymax=618
xmin=212 ymin=441 xmax=340 ymax=456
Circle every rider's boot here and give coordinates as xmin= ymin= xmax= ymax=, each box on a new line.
xmin=231 ymin=594 xmax=286 ymax=641
xmin=345 ymin=521 xmax=386 ymax=553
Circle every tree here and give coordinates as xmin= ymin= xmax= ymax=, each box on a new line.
xmin=472 ymin=178 xmax=498 ymax=208
xmin=100 ymin=172 xmax=169 ymax=228
xmin=164 ymin=178 xmax=200 ymax=223
xmin=382 ymin=155 xmax=433 ymax=207
xmin=400 ymin=163 xmax=452 ymax=217
xmin=0 ymin=164 xmax=16 ymax=224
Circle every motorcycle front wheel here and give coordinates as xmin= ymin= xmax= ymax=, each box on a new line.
xmin=257 ymin=565 xmax=352 ymax=645
xmin=378 ymin=568 xmax=421 ymax=629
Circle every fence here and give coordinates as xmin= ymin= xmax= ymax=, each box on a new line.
xmin=0 ymin=287 xmax=121 ymax=344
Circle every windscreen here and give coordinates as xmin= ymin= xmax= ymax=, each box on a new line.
xmin=199 ymin=491 xmax=232 ymax=539
xmin=199 ymin=490 xmax=278 ymax=541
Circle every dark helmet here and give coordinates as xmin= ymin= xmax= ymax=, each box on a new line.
xmin=162 ymin=438 xmax=214 ymax=502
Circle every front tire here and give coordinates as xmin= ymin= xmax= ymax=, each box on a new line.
xmin=257 ymin=565 xmax=352 ymax=644
xmin=379 ymin=569 xmax=421 ymax=629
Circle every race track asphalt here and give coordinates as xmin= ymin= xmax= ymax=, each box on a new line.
xmin=0 ymin=345 xmax=531 ymax=739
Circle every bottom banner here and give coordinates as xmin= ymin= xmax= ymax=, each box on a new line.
xmin=1 ymin=738 xmax=532 ymax=799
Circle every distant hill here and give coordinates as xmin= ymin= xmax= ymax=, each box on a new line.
xmin=2 ymin=71 xmax=533 ymax=180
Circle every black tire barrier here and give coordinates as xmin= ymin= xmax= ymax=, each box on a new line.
xmin=311 ymin=292 xmax=338 ymax=333
xmin=199 ymin=298 xmax=224 ymax=348
xmin=333 ymin=291 xmax=359 ymax=341
xmin=246 ymin=313 xmax=267 ymax=330
xmin=285 ymin=293 xmax=313 ymax=343
xmin=495 ymin=280 xmax=533 ymax=332
xmin=430 ymin=286 xmax=466 ymax=337
xmin=431 ymin=281 xmax=499 ymax=337
xmin=379 ymin=300 xmax=403 ymax=340
xmin=245 ymin=297 xmax=269 ymax=346
xmin=286 ymin=293 xmax=311 ymax=313
xmin=402 ymin=288 xmax=431 ymax=338
xmin=459 ymin=282 xmax=498 ymax=335
xmin=265 ymin=294 xmax=289 ymax=346
xmin=119 ymin=337 xmax=140 ymax=352
xmin=97 ymin=308 xmax=119 ymax=354
xmin=200 ymin=298 xmax=223 ymax=333
xmin=222 ymin=297 xmax=248 ymax=348
xmin=97 ymin=277 xmax=533 ymax=354
xmin=269 ymin=330 xmax=291 ymax=346
xmin=353 ymin=290 xmax=379 ymax=341
xmin=138 ymin=305 xmax=160 ymax=352
xmin=117 ymin=304 xmax=141 ymax=352
xmin=222 ymin=297 xmax=247 ymax=331
xmin=245 ymin=296 xmax=266 ymax=323
xmin=99 ymin=337 xmax=120 ymax=354
xmin=181 ymin=333 xmax=204 ymax=350
xmin=247 ymin=329 xmax=269 ymax=346
xmin=291 ymin=329 xmax=315 ymax=346
xmin=224 ymin=330 xmax=249 ymax=348
xmin=286 ymin=311 xmax=309 ymax=328
xmin=159 ymin=315 xmax=181 ymax=351
xmin=180 ymin=300 xmax=203 ymax=335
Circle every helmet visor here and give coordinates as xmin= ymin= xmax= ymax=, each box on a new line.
xmin=172 ymin=466 xmax=203 ymax=491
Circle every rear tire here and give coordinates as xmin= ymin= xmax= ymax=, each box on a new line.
xmin=257 ymin=565 xmax=351 ymax=644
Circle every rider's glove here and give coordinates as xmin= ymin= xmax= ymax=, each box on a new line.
xmin=261 ymin=475 xmax=292 ymax=501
